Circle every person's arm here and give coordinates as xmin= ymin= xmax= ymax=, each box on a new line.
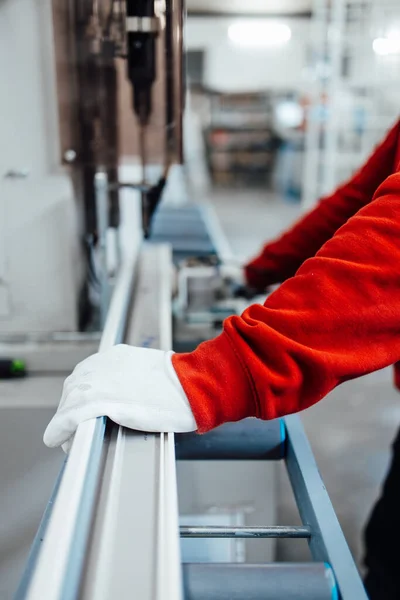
xmin=43 ymin=152 xmax=400 ymax=450
xmin=245 ymin=120 xmax=400 ymax=290
xmin=173 ymin=171 xmax=400 ymax=432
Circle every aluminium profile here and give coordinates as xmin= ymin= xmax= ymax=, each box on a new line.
xmin=25 ymin=252 xmax=137 ymax=600
xmin=80 ymin=244 xmax=182 ymax=600
xmin=24 ymin=244 xmax=182 ymax=600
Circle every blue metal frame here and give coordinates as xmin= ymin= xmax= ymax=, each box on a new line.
xmin=284 ymin=415 xmax=368 ymax=600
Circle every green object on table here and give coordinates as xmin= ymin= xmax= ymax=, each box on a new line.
xmin=0 ymin=358 xmax=26 ymax=378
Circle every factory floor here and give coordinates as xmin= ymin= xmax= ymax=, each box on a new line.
xmin=209 ymin=186 xmax=400 ymax=568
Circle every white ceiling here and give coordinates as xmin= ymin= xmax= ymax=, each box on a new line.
xmin=187 ymin=0 xmax=312 ymax=15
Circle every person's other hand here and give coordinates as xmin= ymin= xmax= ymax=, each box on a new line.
xmin=218 ymin=263 xmax=260 ymax=299
xmin=244 ymin=255 xmax=278 ymax=294
xmin=218 ymin=263 xmax=245 ymax=285
xmin=43 ymin=345 xmax=197 ymax=452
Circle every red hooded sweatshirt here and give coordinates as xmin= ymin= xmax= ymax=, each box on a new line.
xmin=172 ymin=119 xmax=400 ymax=433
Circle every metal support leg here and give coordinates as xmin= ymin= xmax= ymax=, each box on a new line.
xmin=284 ymin=415 xmax=367 ymax=599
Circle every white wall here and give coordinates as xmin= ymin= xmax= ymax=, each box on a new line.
xmin=186 ymin=17 xmax=312 ymax=92
xmin=0 ymin=0 xmax=61 ymax=178
xmin=0 ymin=0 xmax=82 ymax=333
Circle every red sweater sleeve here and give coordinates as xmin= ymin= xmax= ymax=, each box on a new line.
xmin=245 ymin=120 xmax=400 ymax=290
xmin=173 ymin=171 xmax=400 ymax=432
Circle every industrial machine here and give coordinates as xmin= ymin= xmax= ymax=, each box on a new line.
xmin=0 ymin=0 xmax=183 ymax=335
xmin=0 ymin=1 xmax=368 ymax=598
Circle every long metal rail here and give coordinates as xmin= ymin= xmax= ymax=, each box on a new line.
xmin=19 ymin=244 xmax=182 ymax=600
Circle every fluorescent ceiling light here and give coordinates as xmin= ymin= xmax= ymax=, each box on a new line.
xmin=373 ymin=36 xmax=400 ymax=56
xmin=275 ymin=101 xmax=304 ymax=128
xmin=228 ymin=21 xmax=292 ymax=48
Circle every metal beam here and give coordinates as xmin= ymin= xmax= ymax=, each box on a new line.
xmin=180 ymin=525 xmax=311 ymax=539
xmin=175 ymin=419 xmax=285 ymax=460
xmin=182 ymin=563 xmax=337 ymax=600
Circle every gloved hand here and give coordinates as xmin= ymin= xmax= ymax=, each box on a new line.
xmin=244 ymin=255 xmax=277 ymax=294
xmin=218 ymin=263 xmax=261 ymax=300
xmin=218 ymin=263 xmax=245 ymax=285
xmin=43 ymin=344 xmax=197 ymax=451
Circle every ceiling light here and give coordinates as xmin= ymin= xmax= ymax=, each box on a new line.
xmin=228 ymin=21 xmax=292 ymax=48
xmin=275 ymin=101 xmax=304 ymax=128
xmin=373 ymin=36 xmax=400 ymax=56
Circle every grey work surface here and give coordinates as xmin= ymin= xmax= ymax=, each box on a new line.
xmin=0 ymin=384 xmax=64 ymax=599
xmin=0 ymin=339 xmax=98 ymax=374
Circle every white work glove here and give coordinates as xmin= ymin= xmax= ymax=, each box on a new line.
xmin=218 ymin=262 xmax=245 ymax=285
xmin=218 ymin=262 xmax=264 ymax=301
xmin=43 ymin=345 xmax=197 ymax=452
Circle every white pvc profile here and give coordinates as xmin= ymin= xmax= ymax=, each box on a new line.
xmin=79 ymin=244 xmax=182 ymax=600
xmin=25 ymin=251 xmax=137 ymax=600
xmin=25 ymin=244 xmax=182 ymax=600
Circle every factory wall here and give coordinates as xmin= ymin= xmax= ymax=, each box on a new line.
xmin=186 ymin=17 xmax=312 ymax=93
xmin=0 ymin=0 xmax=83 ymax=333
xmin=186 ymin=16 xmax=400 ymax=111
xmin=0 ymin=0 xmax=60 ymax=177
